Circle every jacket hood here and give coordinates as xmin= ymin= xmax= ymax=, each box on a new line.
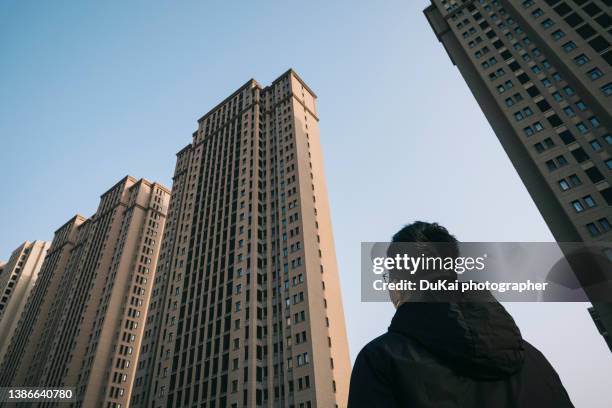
xmin=389 ymin=295 xmax=525 ymax=380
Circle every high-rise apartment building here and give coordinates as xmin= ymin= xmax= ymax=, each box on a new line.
xmin=131 ymin=69 xmax=351 ymax=408
xmin=424 ymin=0 xmax=612 ymax=349
xmin=0 ymin=240 xmax=50 ymax=363
xmin=0 ymin=215 xmax=86 ymax=390
xmin=0 ymin=176 xmax=170 ymax=408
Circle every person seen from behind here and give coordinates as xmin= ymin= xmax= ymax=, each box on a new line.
xmin=348 ymin=221 xmax=574 ymax=408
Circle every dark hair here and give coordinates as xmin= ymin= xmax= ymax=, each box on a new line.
xmin=388 ymin=221 xmax=461 ymax=299
xmin=392 ymin=221 xmax=458 ymax=244
xmin=390 ymin=221 xmax=459 ymax=259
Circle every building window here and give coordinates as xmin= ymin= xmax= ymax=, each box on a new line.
xmin=585 ymin=166 xmax=605 ymax=183
xmin=589 ymin=139 xmax=602 ymax=151
xmin=587 ymin=68 xmax=604 ymax=80
xmin=572 ymin=200 xmax=585 ymax=212
xmin=569 ymin=174 xmax=582 ymax=186
xmin=584 ymin=196 xmax=596 ymax=208
xmin=576 ymin=100 xmax=587 ymax=111
xmin=552 ymin=29 xmax=565 ymax=40
xmin=606 ymin=159 xmax=612 ymax=170
xmin=559 ymin=179 xmax=570 ymax=191
xmin=562 ymin=41 xmax=577 ymax=52
xmin=571 ymin=148 xmax=589 ymax=163
xmin=576 ymin=122 xmax=589 ymax=134
xmin=541 ymin=19 xmax=555 ymax=29
xmin=599 ymin=218 xmax=611 ymax=232
xmin=605 ymin=134 xmax=612 ymax=145
xmin=587 ymin=223 xmax=600 ymax=236
xmin=566 ymin=10 xmax=586 ymax=26
xmin=526 ymin=85 xmax=540 ymax=97
xmin=574 ymin=54 xmax=590 ymax=65
xmin=534 ymin=121 xmax=544 ymax=132
xmin=602 ymin=83 xmax=612 ymax=96
xmin=589 ymin=116 xmax=601 ymax=128
xmin=544 ymin=138 xmax=555 ymax=148
xmin=534 ymin=142 xmax=545 ymax=153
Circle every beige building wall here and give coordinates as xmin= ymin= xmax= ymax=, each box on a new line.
xmin=76 ymin=178 xmax=170 ymax=407
xmin=132 ymin=69 xmax=351 ymax=408
xmin=286 ymin=73 xmax=351 ymax=408
xmin=0 ymin=240 xmax=50 ymax=363
xmin=0 ymin=215 xmax=84 ymax=387
xmin=0 ymin=177 xmax=170 ymax=408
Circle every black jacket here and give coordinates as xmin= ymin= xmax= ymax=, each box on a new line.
xmin=348 ymin=301 xmax=573 ymax=407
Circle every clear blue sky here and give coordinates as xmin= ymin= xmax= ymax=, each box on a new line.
xmin=0 ymin=1 xmax=609 ymax=406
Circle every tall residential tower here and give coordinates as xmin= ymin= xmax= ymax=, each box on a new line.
xmin=425 ymin=0 xmax=611 ymax=349
xmin=131 ymin=70 xmax=351 ymax=408
xmin=0 ymin=176 xmax=170 ymax=408
xmin=0 ymin=240 xmax=50 ymax=363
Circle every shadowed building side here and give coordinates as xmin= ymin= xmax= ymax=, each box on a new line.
xmin=424 ymin=0 xmax=612 ymax=350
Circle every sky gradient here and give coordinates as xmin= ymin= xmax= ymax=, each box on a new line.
xmin=0 ymin=1 xmax=610 ymax=406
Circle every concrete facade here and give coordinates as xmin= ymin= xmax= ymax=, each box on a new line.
xmin=425 ymin=0 xmax=612 ymax=349
xmin=0 ymin=240 xmax=50 ymax=364
xmin=131 ymin=69 xmax=351 ymax=408
xmin=0 ymin=176 xmax=170 ymax=408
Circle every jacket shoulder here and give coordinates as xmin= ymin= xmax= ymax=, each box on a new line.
xmin=522 ymin=341 xmax=574 ymax=406
xmin=359 ymin=331 xmax=408 ymax=353
xmin=357 ymin=330 xmax=426 ymax=365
